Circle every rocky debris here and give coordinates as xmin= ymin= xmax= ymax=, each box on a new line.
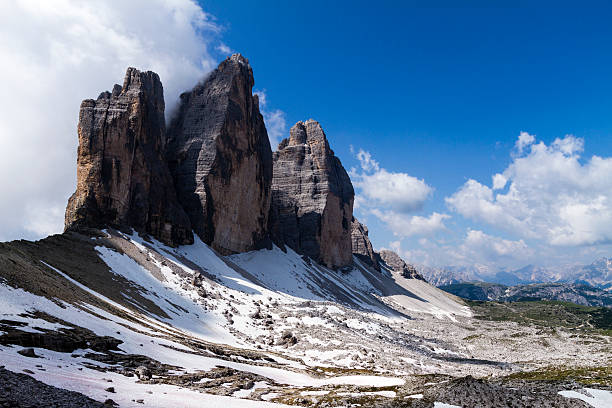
xmin=276 ymin=331 xmax=298 ymax=347
xmin=135 ymin=366 xmax=152 ymax=381
xmin=104 ymin=387 xmax=115 ymax=393
xmin=166 ymin=54 xmax=273 ymax=255
xmin=421 ymin=375 xmax=591 ymax=408
xmin=270 ymin=119 xmax=354 ymax=269
xmin=0 ymin=367 xmax=105 ymax=407
xmin=351 ymin=217 xmax=379 ymax=270
xmin=64 ymin=67 xmax=192 ymax=247
xmin=377 ymin=250 xmax=424 ymax=280
xmin=154 ymin=366 xmax=271 ymax=397
xmin=16 ymin=348 xmax=37 ymax=358
xmin=1 ymin=324 xmax=123 ymax=354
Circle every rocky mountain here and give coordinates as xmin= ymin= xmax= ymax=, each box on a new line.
xmin=417 ymin=265 xmax=488 ymax=287
xmin=378 ymin=250 xmax=424 ymax=280
xmin=2 ymin=53 xmax=611 ymax=407
xmin=571 ymin=257 xmax=612 ymax=290
xmin=270 ymin=120 xmax=354 ymax=269
xmin=166 ymin=54 xmax=273 ymax=255
xmin=64 ymin=67 xmax=193 ymax=247
xmin=420 ymin=259 xmax=612 ymax=291
xmin=440 ymin=281 xmax=612 ymax=307
xmin=351 ymin=217 xmax=379 ymax=270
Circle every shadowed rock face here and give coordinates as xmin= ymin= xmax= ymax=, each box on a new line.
xmin=351 ymin=217 xmax=379 ymax=270
xmin=271 ymin=120 xmax=354 ymax=269
xmin=166 ymin=54 xmax=273 ymax=255
xmin=377 ymin=250 xmax=425 ymax=280
xmin=64 ymin=68 xmax=193 ymax=246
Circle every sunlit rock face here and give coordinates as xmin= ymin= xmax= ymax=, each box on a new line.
xmin=65 ymin=67 xmax=192 ymax=246
xmin=271 ymin=119 xmax=354 ymax=269
xmin=166 ymin=54 xmax=273 ymax=254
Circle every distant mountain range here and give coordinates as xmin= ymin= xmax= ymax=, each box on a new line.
xmin=417 ymin=257 xmax=612 ymax=291
xmin=439 ymin=281 xmax=612 ymax=308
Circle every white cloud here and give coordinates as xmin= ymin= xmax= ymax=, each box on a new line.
xmin=352 ymin=149 xmax=433 ymax=213
xmin=462 ymin=229 xmax=533 ymax=260
xmin=356 ymin=150 xmax=380 ymax=172
xmin=254 ymin=90 xmax=287 ymax=149
xmin=216 ymin=43 xmax=232 ymax=55
xmin=492 ymin=173 xmax=507 ymax=190
xmin=0 ymin=0 xmax=220 ymax=241
xmin=387 ymin=229 xmax=533 ymax=269
xmin=515 ymin=131 xmax=535 ymax=153
xmin=371 ymin=210 xmax=449 ymax=238
xmin=447 ymin=133 xmax=612 ymax=247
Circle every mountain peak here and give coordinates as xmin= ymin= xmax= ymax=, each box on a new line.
xmin=64 ymin=67 xmax=192 ymax=246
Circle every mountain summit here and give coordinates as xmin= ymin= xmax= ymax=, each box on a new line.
xmin=64 ymin=67 xmax=192 ymax=247
xmin=166 ymin=54 xmax=273 ymax=254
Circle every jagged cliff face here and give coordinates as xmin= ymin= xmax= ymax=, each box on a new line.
xmin=271 ymin=120 xmax=354 ymax=269
xmin=64 ymin=56 xmax=356 ymax=266
xmin=64 ymin=68 xmax=193 ymax=246
xmin=166 ymin=54 xmax=273 ymax=255
xmin=351 ymin=217 xmax=379 ymax=270
xmin=377 ymin=250 xmax=424 ymax=280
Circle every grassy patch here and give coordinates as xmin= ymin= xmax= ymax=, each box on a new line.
xmin=467 ymin=299 xmax=612 ymax=335
xmin=505 ymin=365 xmax=612 ymax=387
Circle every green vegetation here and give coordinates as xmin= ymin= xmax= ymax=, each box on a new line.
xmin=467 ymin=299 xmax=612 ymax=335
xmin=505 ymin=365 xmax=612 ymax=387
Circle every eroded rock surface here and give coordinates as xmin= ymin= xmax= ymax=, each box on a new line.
xmin=64 ymin=68 xmax=192 ymax=246
xmin=271 ymin=120 xmax=354 ymax=269
xmin=166 ymin=54 xmax=273 ymax=254
xmin=377 ymin=249 xmax=424 ymax=280
xmin=351 ymin=217 xmax=379 ymax=270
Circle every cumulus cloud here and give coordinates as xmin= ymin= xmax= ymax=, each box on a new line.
xmin=350 ymin=149 xmax=446 ymax=240
xmin=515 ymin=131 xmax=535 ymax=153
xmin=371 ymin=210 xmax=449 ymax=238
xmin=447 ymin=132 xmax=612 ymax=247
xmin=351 ymin=149 xmax=433 ymax=213
xmin=492 ymin=173 xmax=507 ymax=190
xmin=0 ymin=0 xmax=222 ymax=241
xmin=462 ymin=229 xmax=533 ymax=261
xmin=387 ymin=229 xmax=533 ymax=269
xmin=254 ymin=89 xmax=287 ymax=149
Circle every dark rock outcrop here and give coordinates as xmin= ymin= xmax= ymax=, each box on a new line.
xmin=351 ymin=217 xmax=379 ymax=270
xmin=166 ymin=54 xmax=273 ymax=255
xmin=271 ymin=120 xmax=354 ymax=269
xmin=64 ymin=68 xmax=192 ymax=246
xmin=377 ymin=250 xmax=424 ymax=280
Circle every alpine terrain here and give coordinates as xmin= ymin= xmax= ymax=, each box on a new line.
xmin=1 ymin=55 xmax=610 ymax=408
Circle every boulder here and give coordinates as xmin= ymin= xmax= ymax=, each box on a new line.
xmin=17 ymin=348 xmax=37 ymax=358
xmin=271 ymin=120 xmax=354 ymax=269
xmin=377 ymin=250 xmax=425 ymax=280
xmin=166 ymin=54 xmax=273 ymax=254
xmin=351 ymin=217 xmax=379 ymax=270
xmin=64 ymin=67 xmax=192 ymax=246
xmin=134 ymin=366 xmax=151 ymax=381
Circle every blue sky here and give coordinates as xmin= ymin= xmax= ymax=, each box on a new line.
xmin=202 ymin=2 xmax=612 ymax=269
xmin=1 ymin=1 xmax=611 ymax=270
